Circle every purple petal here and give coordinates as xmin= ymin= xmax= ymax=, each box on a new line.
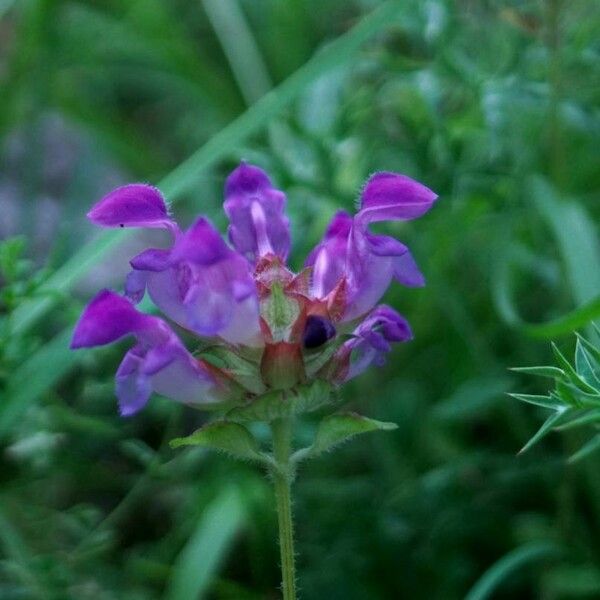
xmin=130 ymin=248 xmax=172 ymax=272
xmin=125 ymin=270 xmax=147 ymax=304
xmin=355 ymin=305 xmax=413 ymax=343
xmin=70 ymin=290 xmax=151 ymax=348
xmin=115 ymin=337 xmax=225 ymax=416
xmin=224 ymin=163 xmax=290 ymax=261
xmin=307 ymin=172 xmax=436 ymax=321
xmin=393 ymin=249 xmax=425 ymax=287
xmin=116 ymin=350 xmax=152 ymax=416
xmin=338 ymin=305 xmax=412 ymax=382
xmin=169 ymin=217 xmax=231 ymax=265
xmin=87 ymin=184 xmax=177 ymax=231
xmin=133 ymin=217 xmax=261 ymax=345
xmin=71 ymin=290 xmax=232 ymax=415
xmin=357 ymin=172 xmax=437 ymax=225
xmin=305 ymin=211 xmax=352 ymax=298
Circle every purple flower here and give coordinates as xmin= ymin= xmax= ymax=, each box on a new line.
xmin=71 ymin=290 xmax=237 ymax=415
xmin=331 ymin=305 xmax=413 ymax=382
xmin=224 ymin=162 xmax=290 ymax=262
xmin=306 ymin=172 xmax=437 ymax=321
xmin=88 ymin=185 xmax=260 ymax=346
xmin=87 ymin=184 xmax=179 ymax=235
xmin=72 ymin=163 xmax=437 ymax=414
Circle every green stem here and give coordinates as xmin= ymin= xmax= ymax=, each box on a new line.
xmin=270 ymin=418 xmax=297 ymax=600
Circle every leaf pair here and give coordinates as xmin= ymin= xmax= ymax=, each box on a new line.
xmin=169 ymin=413 xmax=397 ymax=464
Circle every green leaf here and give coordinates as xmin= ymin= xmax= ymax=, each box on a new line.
xmin=552 ymin=343 xmax=598 ymax=395
xmin=509 ymin=366 xmax=565 ymax=379
xmin=575 ymin=337 xmax=600 ymax=388
xmin=554 ymin=380 xmax=600 ymax=409
xmin=169 ymin=421 xmax=264 ymax=462
xmin=164 ymin=487 xmax=246 ymax=600
xmin=532 ymin=177 xmax=600 ymax=307
xmin=508 ymin=393 xmax=564 ymax=410
xmin=518 ymin=409 xmax=570 ymax=454
xmin=555 ymin=408 xmax=600 ymax=431
xmin=306 ymin=412 xmax=397 ymax=457
xmin=523 ymin=297 xmax=600 ymax=338
xmin=226 ymin=380 xmax=331 ymax=423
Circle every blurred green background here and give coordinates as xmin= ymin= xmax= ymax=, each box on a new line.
xmin=1 ymin=0 xmax=599 ymax=598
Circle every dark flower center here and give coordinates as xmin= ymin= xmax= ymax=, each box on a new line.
xmin=302 ymin=315 xmax=336 ymax=349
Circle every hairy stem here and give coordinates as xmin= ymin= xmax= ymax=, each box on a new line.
xmin=270 ymin=418 xmax=297 ymax=600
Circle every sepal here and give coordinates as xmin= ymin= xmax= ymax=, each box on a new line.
xmin=201 ymin=345 xmax=266 ymax=395
xmin=226 ymin=380 xmax=332 ymax=423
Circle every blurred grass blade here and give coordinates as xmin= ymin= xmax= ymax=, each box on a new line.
xmin=567 ymin=433 xmax=600 ymax=464
xmin=0 ymin=0 xmax=16 ymax=18
xmin=493 ymin=176 xmax=600 ymax=338
xmin=164 ymin=487 xmax=245 ymax=600
xmin=202 ymin=0 xmax=272 ymax=104
xmin=0 ymin=507 xmax=45 ymax=598
xmin=464 ymin=542 xmax=561 ymax=600
xmin=493 ymin=259 xmax=600 ymax=338
xmin=9 ymin=0 xmax=404 ymax=339
xmin=522 ymin=296 xmax=600 ymax=338
xmin=0 ymin=328 xmax=76 ymax=440
xmin=531 ymin=177 xmax=600 ymax=306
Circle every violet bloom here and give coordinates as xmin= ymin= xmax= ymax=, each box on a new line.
xmin=71 ymin=163 xmax=437 ymax=414
xmin=71 ymin=290 xmax=240 ymax=415
xmin=328 ymin=305 xmax=413 ymax=383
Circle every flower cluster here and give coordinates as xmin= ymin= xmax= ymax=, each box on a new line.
xmin=71 ymin=164 xmax=437 ymax=416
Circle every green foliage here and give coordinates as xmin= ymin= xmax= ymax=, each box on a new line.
xmin=294 ymin=412 xmax=397 ymax=461
xmin=170 ymin=421 xmax=265 ymax=463
xmin=164 ymin=488 xmax=247 ymax=600
xmin=1 ymin=0 xmax=599 ymax=598
xmin=511 ymin=331 xmax=600 ymax=461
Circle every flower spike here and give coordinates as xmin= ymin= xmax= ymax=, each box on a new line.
xmin=73 ymin=164 xmax=437 ymax=414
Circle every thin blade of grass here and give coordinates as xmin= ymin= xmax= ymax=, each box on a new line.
xmin=567 ymin=433 xmax=600 ymax=464
xmin=0 ymin=328 xmax=77 ymax=439
xmin=164 ymin=487 xmax=245 ymax=600
xmin=464 ymin=542 xmax=561 ymax=600
xmin=202 ymin=0 xmax=272 ymax=105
